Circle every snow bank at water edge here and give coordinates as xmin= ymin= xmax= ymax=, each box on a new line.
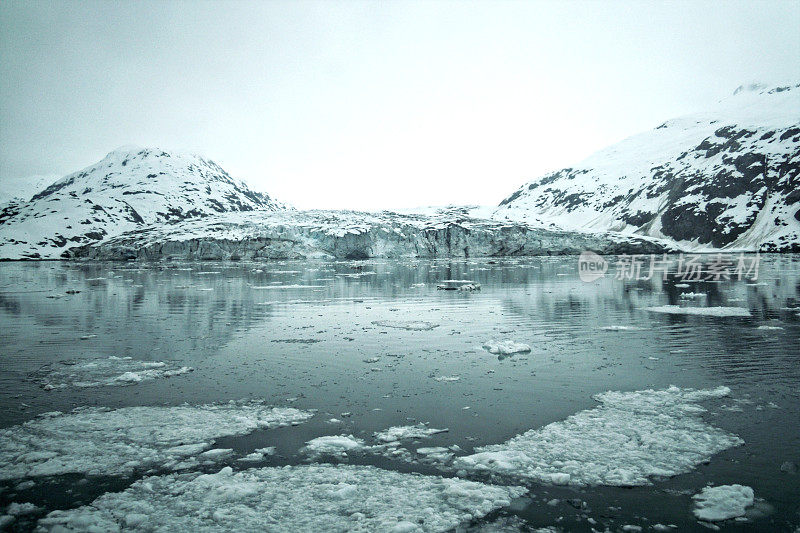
xmin=644 ymin=306 xmax=751 ymax=317
xmin=452 ymin=386 xmax=743 ymax=486
xmin=35 ymin=464 xmax=527 ymax=532
xmin=0 ymin=402 xmax=314 ymax=480
xmin=29 ymin=356 xmax=192 ymax=390
xmin=692 ymin=484 xmax=755 ymax=522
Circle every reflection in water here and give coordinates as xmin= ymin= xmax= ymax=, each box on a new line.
xmin=0 ymin=255 xmax=799 ymax=531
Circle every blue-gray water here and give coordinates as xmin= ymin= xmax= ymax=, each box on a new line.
xmin=1 ymin=256 xmax=798 ymax=531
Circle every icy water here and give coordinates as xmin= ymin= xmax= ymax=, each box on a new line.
xmin=0 ymin=256 xmax=799 ymax=532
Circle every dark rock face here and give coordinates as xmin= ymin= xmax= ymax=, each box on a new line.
xmin=496 ymin=84 xmax=800 ymax=251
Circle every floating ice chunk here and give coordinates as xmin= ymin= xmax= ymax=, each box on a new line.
xmin=302 ymin=435 xmax=365 ymax=457
xmin=29 ymin=356 xmax=193 ymax=390
xmin=416 ymin=447 xmax=454 ymax=462
xmin=692 ymin=485 xmax=754 ymax=522
xmin=238 ymin=447 xmax=277 ymax=463
xmin=600 ymin=326 xmax=645 ymax=331
xmin=452 ymin=386 xmax=742 ymax=486
xmin=434 ymin=376 xmax=461 ymax=382
xmin=756 ymin=325 xmax=783 ymax=330
xmin=482 ymin=341 xmax=532 ymax=355
xmin=197 ymin=449 xmax=234 ymax=462
xmin=372 ymin=320 xmax=439 ymax=331
xmin=679 ymin=292 xmax=706 ymax=299
xmin=645 ymin=306 xmax=751 ymax=317
xmin=36 ymin=464 xmax=526 ymax=532
xmin=437 ymin=280 xmax=481 ymax=291
xmin=251 ymin=284 xmax=324 ymax=290
xmin=6 ymin=502 xmax=40 ymax=515
xmin=0 ymin=402 xmax=314 ymax=480
xmin=374 ymin=424 xmax=449 ymax=443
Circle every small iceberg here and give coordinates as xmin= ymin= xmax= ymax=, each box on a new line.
xmin=436 ymin=280 xmax=481 ymax=291
xmin=482 ymin=340 xmax=532 ymax=356
xmin=692 ymin=484 xmax=754 ymax=522
xmin=644 ymin=306 xmax=751 ymax=317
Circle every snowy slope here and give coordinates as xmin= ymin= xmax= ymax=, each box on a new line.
xmin=494 ymin=83 xmax=800 ymax=252
xmin=0 ymin=147 xmax=286 ymax=259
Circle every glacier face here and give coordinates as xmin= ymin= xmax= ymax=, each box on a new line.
xmin=494 ymin=84 xmax=800 ymax=252
xmin=64 ymin=209 xmax=669 ymax=261
xmin=0 ymin=147 xmax=285 ymax=259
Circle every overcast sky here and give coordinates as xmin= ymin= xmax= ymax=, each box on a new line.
xmin=1 ymin=0 xmax=798 ymax=209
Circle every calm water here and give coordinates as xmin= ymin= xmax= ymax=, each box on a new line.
xmin=1 ymin=256 xmax=799 ymax=531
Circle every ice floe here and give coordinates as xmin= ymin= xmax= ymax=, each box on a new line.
xmin=644 ymin=306 xmax=751 ymax=317
xmin=29 ymin=356 xmax=193 ymax=390
xmin=251 ymin=284 xmax=324 ymax=290
xmin=302 ymin=435 xmax=365 ymax=458
xmin=374 ymin=424 xmax=449 ymax=443
xmin=36 ymin=464 xmax=526 ymax=532
xmin=692 ymin=484 xmax=755 ymax=522
xmin=452 ymin=386 xmax=743 ymax=486
xmin=0 ymin=401 xmax=314 ymax=480
xmin=372 ymin=320 xmax=440 ymax=331
xmin=482 ymin=341 xmax=532 ymax=356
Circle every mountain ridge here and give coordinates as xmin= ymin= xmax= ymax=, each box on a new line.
xmin=493 ymin=83 xmax=800 ymax=252
xmin=0 ymin=146 xmax=287 ymax=259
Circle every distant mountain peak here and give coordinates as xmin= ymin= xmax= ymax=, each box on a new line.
xmin=0 ymin=147 xmax=288 ymax=259
xmin=496 ymin=85 xmax=800 ymax=252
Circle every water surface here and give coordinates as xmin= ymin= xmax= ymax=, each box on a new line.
xmin=1 ymin=256 xmax=798 ymax=531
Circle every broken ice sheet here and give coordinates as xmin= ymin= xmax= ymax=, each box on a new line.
xmin=453 ymin=386 xmax=743 ymax=486
xmin=36 ymin=464 xmax=526 ymax=532
xmin=0 ymin=401 xmax=314 ymax=480
xmin=29 ymin=356 xmax=193 ymax=390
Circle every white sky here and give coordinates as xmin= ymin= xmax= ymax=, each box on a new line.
xmin=1 ymin=0 xmax=798 ymax=209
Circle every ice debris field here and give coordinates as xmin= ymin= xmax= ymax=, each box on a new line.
xmin=0 ymin=386 xmax=761 ymax=531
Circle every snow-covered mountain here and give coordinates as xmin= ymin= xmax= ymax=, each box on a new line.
xmin=494 ymin=83 xmax=800 ymax=252
xmin=0 ymin=147 xmax=286 ymax=259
